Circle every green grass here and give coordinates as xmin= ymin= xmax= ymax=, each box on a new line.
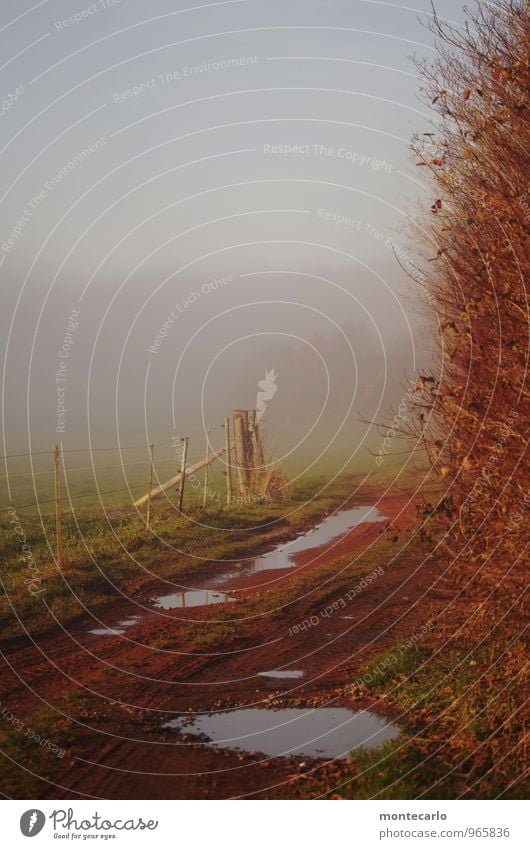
xmin=302 ymin=640 xmax=528 ymax=799
xmin=2 ymin=485 xmax=526 ymax=800
xmin=0 ymin=703 xmax=70 ymax=798
xmin=0 ymin=472 xmax=357 ymax=640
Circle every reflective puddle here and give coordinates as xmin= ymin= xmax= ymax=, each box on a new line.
xmin=163 ymin=707 xmax=399 ymax=758
xmin=258 ymin=670 xmax=304 ymax=679
xmin=98 ymin=505 xmax=388 ymax=622
xmin=153 ymin=590 xmax=235 ymax=609
xmin=212 ymin=506 xmax=388 ymax=582
xmin=88 ymin=616 xmax=140 ymax=636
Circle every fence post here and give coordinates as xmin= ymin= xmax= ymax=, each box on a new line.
xmin=53 ymin=444 xmax=63 ymax=570
xmin=233 ymin=410 xmax=249 ymax=496
xmin=224 ymin=417 xmax=232 ymax=505
xmin=146 ymin=442 xmax=154 ymax=529
xmin=248 ymin=409 xmax=265 ymax=493
xmin=177 ymin=436 xmax=189 ymax=512
xmin=202 ymin=429 xmax=210 ymax=508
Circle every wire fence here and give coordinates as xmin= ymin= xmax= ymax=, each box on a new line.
xmin=0 ymin=425 xmax=224 ymax=461
xmin=1 ymin=424 xmax=229 ymax=515
xmin=2 ymin=413 xmax=275 ymax=575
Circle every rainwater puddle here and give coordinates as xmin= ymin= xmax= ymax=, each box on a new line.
xmin=258 ymin=670 xmax=304 ymax=679
xmin=163 ymin=707 xmax=399 ymax=759
xmin=153 ymin=589 xmax=235 ymax=609
xmin=148 ymin=505 xmax=387 ymax=612
xmin=212 ymin=506 xmax=388 ymax=582
xmin=88 ymin=616 xmax=140 ymax=636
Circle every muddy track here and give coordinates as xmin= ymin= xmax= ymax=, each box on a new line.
xmin=2 ymin=485 xmax=446 ymax=799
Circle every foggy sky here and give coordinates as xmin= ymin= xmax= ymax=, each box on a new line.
xmin=0 ymin=0 xmax=467 ymax=474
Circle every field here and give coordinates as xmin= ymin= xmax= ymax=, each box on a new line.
xmin=1 ymin=466 xmax=526 ymax=799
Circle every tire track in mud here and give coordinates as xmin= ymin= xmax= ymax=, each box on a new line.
xmin=2 ymin=486 xmax=446 ymax=798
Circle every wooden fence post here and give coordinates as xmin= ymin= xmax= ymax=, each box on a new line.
xmin=248 ymin=409 xmax=265 ymax=492
xmin=53 ymin=444 xmax=63 ymax=570
xmin=248 ymin=411 xmax=265 ymax=466
xmin=233 ymin=410 xmax=249 ymax=496
xmin=146 ymin=442 xmax=154 ymax=529
xmin=177 ymin=436 xmax=189 ymax=512
xmin=202 ymin=429 xmax=210 ymax=508
xmin=224 ymin=417 xmax=232 ymax=505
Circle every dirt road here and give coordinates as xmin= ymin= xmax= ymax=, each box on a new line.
xmin=2 ymin=484 xmax=444 ymax=799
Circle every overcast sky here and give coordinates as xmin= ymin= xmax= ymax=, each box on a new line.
xmin=0 ymin=0 xmax=468 ymax=476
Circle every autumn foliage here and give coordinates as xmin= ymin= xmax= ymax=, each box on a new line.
xmin=407 ymin=0 xmax=529 ymax=594
xmin=396 ymin=0 xmax=529 ymax=794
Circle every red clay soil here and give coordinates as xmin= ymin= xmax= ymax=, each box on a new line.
xmin=1 ymin=484 xmax=447 ymax=799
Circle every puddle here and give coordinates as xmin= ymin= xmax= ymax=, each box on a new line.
xmin=258 ymin=670 xmax=304 ymax=679
xmin=153 ymin=590 xmax=235 ymax=609
xmin=148 ymin=506 xmax=387 ymax=612
xmin=88 ymin=616 xmax=140 ymax=636
xmin=212 ymin=506 xmax=388 ymax=582
xmin=163 ymin=707 xmax=399 ymax=759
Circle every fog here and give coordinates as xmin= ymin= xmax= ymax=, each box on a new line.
xmin=0 ymin=0 xmax=463 ymax=476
